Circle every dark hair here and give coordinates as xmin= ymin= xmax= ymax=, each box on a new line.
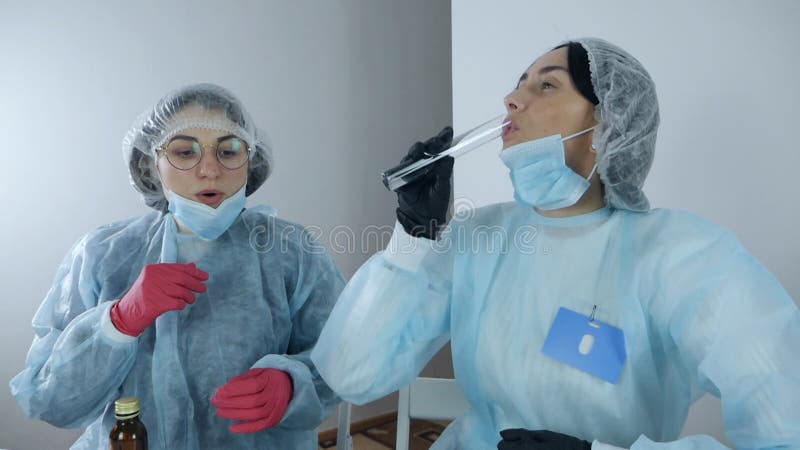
xmin=554 ymin=42 xmax=599 ymax=106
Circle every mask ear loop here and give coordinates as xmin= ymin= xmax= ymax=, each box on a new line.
xmin=587 ymin=141 xmax=599 ymax=180
xmin=562 ymin=127 xmax=599 ymax=180
xmin=151 ymin=146 xmax=172 ymax=200
xmin=562 ymin=125 xmax=596 ymax=141
xmin=586 ymin=163 xmax=598 ymax=180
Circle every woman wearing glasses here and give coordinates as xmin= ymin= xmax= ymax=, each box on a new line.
xmin=11 ymin=84 xmax=344 ymax=449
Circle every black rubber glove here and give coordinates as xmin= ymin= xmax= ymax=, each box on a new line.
xmin=498 ymin=429 xmax=592 ymax=450
xmin=395 ymin=126 xmax=454 ymax=240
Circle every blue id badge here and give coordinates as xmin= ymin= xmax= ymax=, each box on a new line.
xmin=541 ymin=307 xmax=627 ymax=384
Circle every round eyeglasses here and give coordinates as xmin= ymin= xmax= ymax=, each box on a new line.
xmin=157 ymin=135 xmax=252 ymax=170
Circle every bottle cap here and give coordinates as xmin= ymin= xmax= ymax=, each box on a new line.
xmin=114 ymin=397 xmax=140 ymax=418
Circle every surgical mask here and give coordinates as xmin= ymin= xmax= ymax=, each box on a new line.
xmin=500 ymin=127 xmax=596 ymax=211
xmin=167 ymin=184 xmax=246 ymax=240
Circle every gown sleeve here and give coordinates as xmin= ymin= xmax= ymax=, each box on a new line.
xmin=638 ymin=226 xmax=800 ymax=450
xmin=311 ymin=221 xmax=455 ymax=405
xmin=253 ymin=230 xmax=347 ymax=429
xmin=10 ymin=232 xmax=138 ymax=428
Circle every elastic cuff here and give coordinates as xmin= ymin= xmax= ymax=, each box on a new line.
xmin=251 ymin=354 xmax=327 ymax=430
xmin=592 ymin=440 xmax=628 ymax=450
xmin=383 ymin=221 xmax=434 ymax=272
xmin=101 ymin=302 xmax=138 ymax=344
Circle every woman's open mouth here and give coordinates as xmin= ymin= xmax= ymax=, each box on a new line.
xmin=196 ymin=190 xmax=224 ymax=207
xmin=501 ymin=120 xmax=519 ymax=140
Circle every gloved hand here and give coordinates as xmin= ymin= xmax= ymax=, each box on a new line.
xmin=212 ymin=368 xmax=293 ymax=433
xmin=498 ymin=429 xmax=592 ymax=450
xmin=395 ymin=126 xmax=454 ymax=240
xmin=110 ymin=263 xmax=209 ymax=336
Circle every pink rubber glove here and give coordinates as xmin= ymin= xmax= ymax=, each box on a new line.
xmin=110 ymin=263 xmax=209 ymax=336
xmin=211 ymin=368 xmax=293 ymax=433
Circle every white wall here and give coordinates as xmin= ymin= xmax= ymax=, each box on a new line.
xmin=452 ymin=0 xmax=799 ymax=446
xmin=0 ymin=1 xmax=451 ymax=448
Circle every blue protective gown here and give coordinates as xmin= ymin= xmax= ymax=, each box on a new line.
xmin=311 ymin=202 xmax=800 ymax=450
xmin=11 ymin=206 xmax=344 ymax=449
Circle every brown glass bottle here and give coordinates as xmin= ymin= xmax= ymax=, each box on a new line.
xmin=109 ymin=397 xmax=148 ymax=450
